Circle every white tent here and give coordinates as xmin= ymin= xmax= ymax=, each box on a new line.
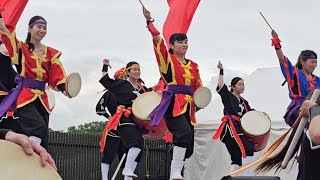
xmin=187 ymin=67 xmax=302 ymax=180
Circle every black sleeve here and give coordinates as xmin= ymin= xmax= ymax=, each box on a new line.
xmin=216 ymin=84 xmax=233 ymax=108
xmin=57 ymin=83 xmax=65 ymax=92
xmin=99 ymin=74 xmax=121 ymax=90
xmin=244 ymin=99 xmax=254 ymax=111
xmin=0 ymin=129 xmax=10 ymax=139
xmin=102 ymin=64 xmax=108 ymax=72
xmin=95 ymin=93 xmax=111 ymax=118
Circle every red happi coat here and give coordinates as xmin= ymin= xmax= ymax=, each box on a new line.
xmin=1 ymin=28 xmax=67 ymax=113
xmin=153 ymin=37 xmax=202 ymax=125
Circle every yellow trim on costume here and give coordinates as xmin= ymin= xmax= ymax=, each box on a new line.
xmin=17 ymin=96 xmax=38 ymax=109
xmin=196 ymin=64 xmax=203 ymax=86
xmin=51 ymin=51 xmax=62 ymax=61
xmin=31 ymin=47 xmax=49 ymax=80
xmin=0 ymin=91 xmax=8 ymax=96
xmin=181 ymin=62 xmax=193 ymax=86
xmin=50 ymin=56 xmax=67 ymax=90
xmin=184 ymin=95 xmax=193 ymax=102
xmin=0 ymin=30 xmax=20 ymax=65
xmin=31 ymin=89 xmax=45 ymax=96
xmin=155 ymin=38 xmax=169 ymax=73
xmin=39 ymin=96 xmax=51 ymax=114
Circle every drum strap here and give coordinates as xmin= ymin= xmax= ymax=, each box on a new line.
xmin=212 ymin=115 xmax=247 ymax=158
xmin=100 ymin=105 xmax=132 ymax=152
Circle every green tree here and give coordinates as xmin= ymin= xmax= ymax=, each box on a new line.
xmin=67 ymin=121 xmax=106 ymax=135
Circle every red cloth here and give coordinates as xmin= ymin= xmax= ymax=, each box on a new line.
xmin=162 ymin=132 xmax=173 ymax=143
xmin=271 ymin=37 xmax=281 ymax=49
xmin=212 ymin=115 xmax=247 ymax=158
xmin=100 ymin=105 xmax=132 ymax=152
xmin=163 ymin=0 xmax=201 ymax=46
xmin=114 ymin=67 xmax=126 ymax=79
xmin=0 ymin=0 xmax=28 ymax=27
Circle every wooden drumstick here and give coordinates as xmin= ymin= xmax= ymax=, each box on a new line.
xmin=260 ymin=12 xmax=273 ymax=30
xmin=281 ymin=89 xmax=320 ymax=168
xmin=111 ymin=153 xmax=126 ymax=180
xmin=138 ymin=0 xmax=146 ymax=9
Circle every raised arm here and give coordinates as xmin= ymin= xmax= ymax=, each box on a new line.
xmin=143 ymin=8 xmax=160 ymax=42
xmin=142 ymin=9 xmax=170 ymax=75
xmin=271 ymin=30 xmax=285 ymax=64
xmin=217 ymin=61 xmax=224 ymax=89
xmin=99 ymin=59 xmax=120 ymax=89
xmin=0 ymin=12 xmax=20 ymax=64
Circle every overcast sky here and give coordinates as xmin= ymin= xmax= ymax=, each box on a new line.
xmin=13 ymin=0 xmax=320 ymax=131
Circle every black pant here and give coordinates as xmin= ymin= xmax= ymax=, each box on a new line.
xmin=117 ymin=115 xmax=144 ymax=162
xmin=164 ymin=101 xmax=194 ymax=159
xmin=222 ymin=128 xmax=255 ymax=166
xmin=16 ymin=98 xmax=49 ymax=149
xmin=0 ymin=116 xmax=24 ymax=134
xmin=102 ymin=130 xmax=126 ymax=167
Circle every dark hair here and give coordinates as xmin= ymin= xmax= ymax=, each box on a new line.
xmin=126 ymin=61 xmax=139 ymax=70
xmin=230 ymin=77 xmax=243 ymax=92
xmin=26 ymin=16 xmax=47 ymax=51
xmin=295 ymin=50 xmax=317 ymax=70
xmin=125 ymin=61 xmax=145 ymax=83
xmin=168 ymin=33 xmax=188 ymax=54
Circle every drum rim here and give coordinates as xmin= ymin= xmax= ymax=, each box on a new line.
xmin=193 ymin=86 xmax=212 ymax=108
xmin=240 ymin=111 xmax=271 ymax=136
xmin=132 ymin=91 xmax=161 ymax=121
xmin=0 ymin=140 xmax=62 ymax=179
xmin=133 ymin=117 xmax=169 ymax=139
xmin=45 ymin=87 xmax=55 ymax=111
xmin=65 ymin=72 xmax=81 ymax=97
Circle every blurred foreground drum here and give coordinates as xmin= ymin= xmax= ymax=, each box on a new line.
xmin=0 ymin=140 xmax=62 ymax=180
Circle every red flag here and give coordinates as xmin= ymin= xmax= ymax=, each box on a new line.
xmin=163 ymin=0 xmax=201 ymax=46
xmin=0 ymin=0 xmax=28 ymax=28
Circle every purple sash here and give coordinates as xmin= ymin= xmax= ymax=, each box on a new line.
xmin=0 ymin=75 xmax=45 ymax=117
xmin=148 ymin=85 xmax=193 ymax=126
xmin=284 ymin=98 xmax=304 ymax=125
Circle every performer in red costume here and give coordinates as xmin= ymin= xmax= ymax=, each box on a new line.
xmin=143 ymin=8 xmax=202 ymax=180
xmin=0 ymin=13 xmax=69 ymax=149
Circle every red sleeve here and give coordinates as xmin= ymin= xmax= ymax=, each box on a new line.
xmin=47 ymin=47 xmax=67 ymax=91
xmin=0 ymin=27 xmax=21 ymax=65
xmin=153 ymin=37 xmax=170 ymax=74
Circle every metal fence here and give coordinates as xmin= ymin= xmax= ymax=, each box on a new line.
xmin=48 ymin=132 xmax=172 ymax=180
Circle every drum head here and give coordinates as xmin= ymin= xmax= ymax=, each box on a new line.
xmin=132 ymin=92 xmax=161 ymax=120
xmin=0 ymin=140 xmax=62 ymax=180
xmin=45 ymin=86 xmax=55 ymax=111
xmin=65 ymin=72 xmax=82 ymax=98
xmin=241 ymin=111 xmax=271 ymax=136
xmin=193 ymin=87 xmax=212 ymax=109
